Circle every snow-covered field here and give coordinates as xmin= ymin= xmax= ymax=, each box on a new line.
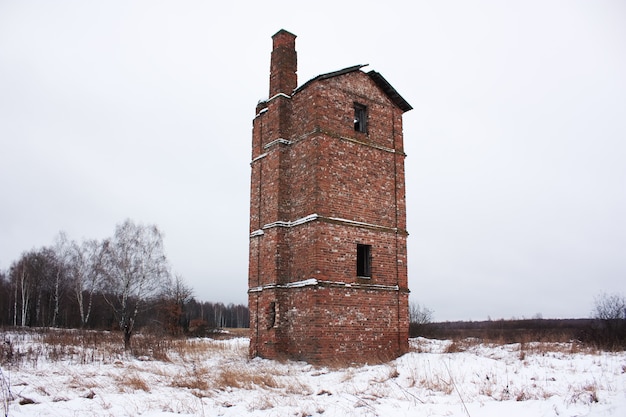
xmin=1 ymin=330 xmax=625 ymax=417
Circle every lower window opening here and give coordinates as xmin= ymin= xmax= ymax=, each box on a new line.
xmin=357 ymin=244 xmax=372 ymax=278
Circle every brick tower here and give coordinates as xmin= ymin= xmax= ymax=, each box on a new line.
xmin=248 ymin=30 xmax=412 ymax=363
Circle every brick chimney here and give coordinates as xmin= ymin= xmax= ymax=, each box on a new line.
xmin=269 ymin=29 xmax=297 ymax=97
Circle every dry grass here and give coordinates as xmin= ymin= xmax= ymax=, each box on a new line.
xmin=171 ymin=363 xmax=210 ymax=393
xmin=2 ymin=327 xmax=623 ymax=416
xmin=284 ymin=379 xmax=313 ymax=396
xmin=118 ymin=372 xmax=150 ymax=392
xmin=1 ymin=328 xmax=127 ymax=368
xmin=1 ymin=368 xmax=12 ymax=417
xmin=221 ymin=328 xmax=250 ymax=338
xmin=216 ymin=366 xmax=279 ymax=390
xmin=514 ymin=340 xmax=597 ymax=358
xmin=422 ymin=335 xmax=599 ymax=359
xmin=444 ymin=341 xmax=464 ymax=353
xmin=340 ymin=367 xmax=363 ymax=384
xmin=131 ymin=335 xmax=173 ymax=361
xmin=247 ymin=395 xmax=275 ymax=411
xmin=4 ymin=327 xmax=608 ymax=372
xmin=68 ymin=373 xmax=101 ymax=390
xmin=367 ymin=364 xmax=400 ymax=384
xmin=568 ymin=383 xmax=599 ymax=405
xmin=403 ymin=338 xmax=616 ymax=404
xmin=173 ymin=337 xmax=247 ymax=361
xmin=1 ymin=327 xmax=249 ymax=370
xmin=383 ymin=364 xmax=400 ymax=381
xmin=421 ymin=374 xmax=454 ymax=395
xmin=444 ymin=338 xmax=482 ymax=353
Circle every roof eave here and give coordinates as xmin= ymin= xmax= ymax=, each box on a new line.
xmin=293 ymin=64 xmax=368 ymax=95
xmin=366 ymin=70 xmax=413 ymax=112
xmin=293 ymin=65 xmax=413 ymax=113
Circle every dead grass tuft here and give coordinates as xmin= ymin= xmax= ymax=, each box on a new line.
xmin=444 ymin=341 xmax=465 ymax=353
xmin=515 ymin=388 xmax=530 ymax=401
xmin=444 ymin=337 xmax=486 ymax=353
xmin=247 ymin=395 xmax=274 ymax=411
xmin=284 ymin=380 xmax=313 ymax=396
xmin=171 ymin=363 xmax=210 ymax=392
xmin=216 ymin=367 xmax=279 ymax=390
xmin=568 ymin=383 xmax=599 ymax=405
xmin=519 ymin=343 xmax=527 ymax=361
xmin=373 ymin=365 xmax=399 ymax=383
xmin=171 ymin=338 xmax=248 ymax=362
xmin=68 ymin=374 xmax=100 ymax=389
xmin=420 ymin=375 xmax=453 ymax=395
xmin=118 ymin=373 xmax=150 ymax=392
xmin=129 ymin=333 xmax=174 ymax=361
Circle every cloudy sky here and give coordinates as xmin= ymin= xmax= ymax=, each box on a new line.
xmin=1 ymin=1 xmax=624 ymax=321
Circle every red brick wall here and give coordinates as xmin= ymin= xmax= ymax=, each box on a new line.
xmin=249 ymin=33 xmax=410 ymax=363
xmin=269 ymin=30 xmax=297 ymax=97
xmin=280 ymin=221 xmax=407 ymax=288
xmin=250 ymin=285 xmax=409 ymax=363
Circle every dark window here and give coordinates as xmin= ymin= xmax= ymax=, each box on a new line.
xmin=357 ymin=244 xmax=372 ymax=278
xmin=354 ymin=103 xmax=367 ymax=133
xmin=266 ymin=302 xmax=276 ymax=329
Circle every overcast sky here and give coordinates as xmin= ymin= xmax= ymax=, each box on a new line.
xmin=1 ymin=1 xmax=624 ymax=321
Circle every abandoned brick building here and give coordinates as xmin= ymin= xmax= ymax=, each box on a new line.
xmin=248 ymin=30 xmax=412 ymax=363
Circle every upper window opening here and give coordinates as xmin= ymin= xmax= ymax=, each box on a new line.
xmin=357 ymin=244 xmax=372 ymax=278
xmin=354 ymin=103 xmax=367 ymax=133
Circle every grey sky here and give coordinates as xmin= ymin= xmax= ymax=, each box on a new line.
xmin=1 ymin=1 xmax=624 ymax=321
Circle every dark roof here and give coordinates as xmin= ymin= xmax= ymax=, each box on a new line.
xmin=366 ymin=70 xmax=413 ymax=112
xmin=294 ymin=65 xmax=412 ymax=112
xmin=272 ymin=28 xmax=297 ymax=39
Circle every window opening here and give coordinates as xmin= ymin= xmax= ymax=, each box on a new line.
xmin=357 ymin=244 xmax=372 ymax=278
xmin=267 ymin=302 xmax=276 ymax=329
xmin=354 ymin=103 xmax=367 ymax=133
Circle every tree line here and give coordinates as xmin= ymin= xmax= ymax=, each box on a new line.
xmin=409 ymin=294 xmax=625 ymax=350
xmin=0 ymin=219 xmax=249 ymax=349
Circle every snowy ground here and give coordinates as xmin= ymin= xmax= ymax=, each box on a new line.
xmin=1 ymin=330 xmax=625 ymax=417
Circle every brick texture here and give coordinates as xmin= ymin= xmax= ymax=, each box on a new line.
xmin=249 ymin=31 xmax=411 ymax=364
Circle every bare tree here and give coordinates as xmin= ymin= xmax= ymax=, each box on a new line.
xmin=592 ymin=292 xmax=626 ymax=320
xmin=214 ymin=302 xmax=225 ymax=328
xmin=0 ymin=270 xmax=10 ymax=325
xmin=11 ymin=257 xmax=31 ymax=327
xmin=9 ymin=251 xmax=43 ymax=326
xmin=409 ymin=302 xmax=434 ymax=325
xmin=235 ymin=304 xmax=249 ymax=328
xmin=102 ymin=219 xmax=171 ymax=350
xmin=9 ymin=248 xmax=64 ymax=327
xmin=29 ymin=252 xmax=46 ymax=326
xmin=162 ymin=274 xmax=193 ymax=335
xmin=590 ymin=292 xmax=626 ymax=349
xmin=50 ymin=234 xmax=71 ymax=327
xmin=64 ymin=238 xmax=105 ymax=327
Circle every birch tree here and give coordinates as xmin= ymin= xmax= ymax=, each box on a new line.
xmin=16 ymin=260 xmax=30 ymax=327
xmin=50 ymin=235 xmax=73 ymax=327
xmin=10 ymin=248 xmax=62 ymax=327
xmin=64 ymin=238 xmax=105 ymax=327
xmin=102 ymin=219 xmax=171 ymax=350
xmin=9 ymin=252 xmax=37 ymax=326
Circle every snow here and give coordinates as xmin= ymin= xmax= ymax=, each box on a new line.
xmin=2 ymin=333 xmax=625 ymax=417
